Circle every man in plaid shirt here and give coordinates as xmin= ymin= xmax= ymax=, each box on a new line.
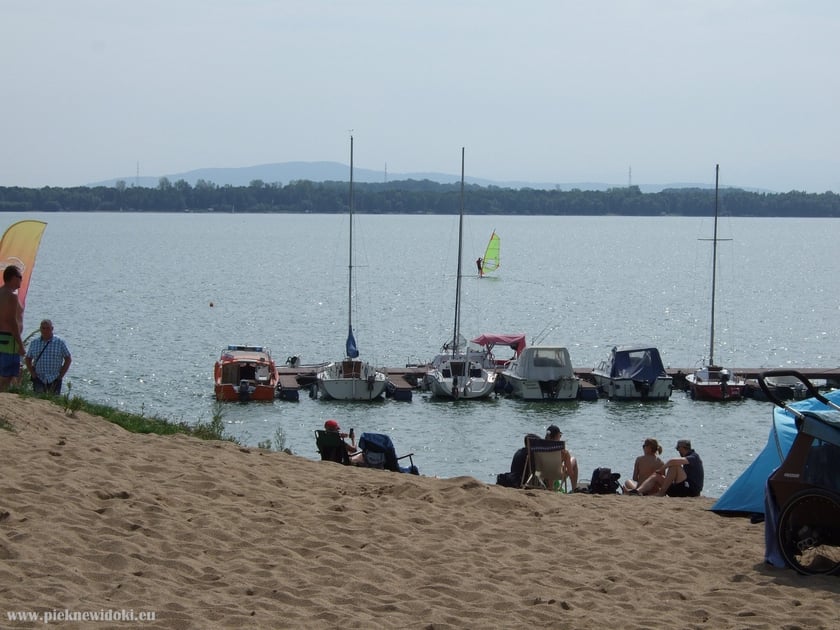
xmin=25 ymin=319 xmax=72 ymax=394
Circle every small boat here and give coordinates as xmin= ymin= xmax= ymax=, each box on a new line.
xmin=592 ymin=345 xmax=673 ymax=401
xmin=688 ymin=365 xmax=746 ymax=401
xmin=214 ymin=345 xmax=277 ymax=402
xmin=426 ymin=148 xmax=497 ymax=400
xmin=685 ymin=165 xmax=747 ymax=401
xmin=760 ymin=374 xmax=813 ymax=401
xmin=316 ymin=135 xmax=387 ymax=401
xmin=502 ymin=345 xmax=580 ymax=401
xmin=477 ymin=230 xmax=500 ymax=278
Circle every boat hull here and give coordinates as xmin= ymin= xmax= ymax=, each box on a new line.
xmin=215 ymin=383 xmax=276 ymax=402
xmin=591 ymin=374 xmax=673 ymax=401
xmin=316 ymin=361 xmax=387 ymax=401
xmin=426 ymin=374 xmax=497 ymax=399
xmin=688 ymin=382 xmax=746 ymax=401
xmin=505 ymin=375 xmax=580 ymax=400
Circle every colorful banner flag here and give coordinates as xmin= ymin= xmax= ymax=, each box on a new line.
xmin=0 ymin=220 xmax=47 ymax=309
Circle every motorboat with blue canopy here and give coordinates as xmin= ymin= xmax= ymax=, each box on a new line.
xmin=591 ymin=345 xmax=673 ymax=400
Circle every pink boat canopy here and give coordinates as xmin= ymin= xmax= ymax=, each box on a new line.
xmin=470 ymin=333 xmax=527 ymax=357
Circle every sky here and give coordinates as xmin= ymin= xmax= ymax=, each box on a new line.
xmin=2 ymin=0 xmax=839 ymax=193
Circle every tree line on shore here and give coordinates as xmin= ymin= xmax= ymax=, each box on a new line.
xmin=1 ymin=178 xmax=839 ymax=217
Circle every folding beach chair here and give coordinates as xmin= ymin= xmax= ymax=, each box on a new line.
xmin=358 ymin=432 xmax=419 ymax=474
xmin=521 ymin=436 xmax=568 ymax=492
xmin=314 ymin=430 xmax=355 ymax=465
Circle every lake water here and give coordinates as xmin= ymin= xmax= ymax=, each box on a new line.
xmin=7 ymin=212 xmax=840 ymax=497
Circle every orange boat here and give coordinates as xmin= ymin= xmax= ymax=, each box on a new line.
xmin=214 ymin=345 xmax=277 ymax=402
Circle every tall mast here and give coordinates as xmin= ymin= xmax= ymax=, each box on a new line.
xmin=348 ymin=135 xmax=354 ymax=341
xmin=452 ymin=147 xmax=465 ymax=353
xmin=709 ymin=164 xmax=719 ymax=366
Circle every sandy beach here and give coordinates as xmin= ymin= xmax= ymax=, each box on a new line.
xmin=1 ymin=394 xmax=838 ymax=629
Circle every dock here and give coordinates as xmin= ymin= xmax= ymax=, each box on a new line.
xmin=271 ymin=365 xmax=840 ymax=402
xmin=276 ymin=371 xmax=302 ymax=401
xmin=382 ymin=367 xmax=431 ymax=402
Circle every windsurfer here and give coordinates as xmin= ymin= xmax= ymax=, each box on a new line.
xmin=479 ymin=231 xmax=500 ymax=278
xmin=475 ymin=257 xmax=483 ymax=276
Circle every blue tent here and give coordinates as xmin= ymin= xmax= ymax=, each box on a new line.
xmin=712 ymin=388 xmax=840 ymax=515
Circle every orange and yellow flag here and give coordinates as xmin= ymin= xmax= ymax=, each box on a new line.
xmin=0 ymin=220 xmax=47 ymax=309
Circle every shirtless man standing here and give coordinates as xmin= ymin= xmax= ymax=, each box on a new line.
xmin=0 ymin=265 xmax=25 ymax=391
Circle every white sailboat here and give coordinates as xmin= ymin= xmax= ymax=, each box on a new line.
xmin=685 ymin=164 xmax=746 ymax=401
xmin=426 ymin=148 xmax=497 ymax=400
xmin=317 ymin=136 xmax=387 ymax=401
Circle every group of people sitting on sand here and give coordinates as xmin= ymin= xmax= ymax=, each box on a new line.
xmin=622 ymin=437 xmax=704 ymax=497
xmin=497 ymin=428 xmax=704 ymax=497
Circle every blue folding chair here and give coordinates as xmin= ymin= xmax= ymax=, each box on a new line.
xmin=358 ymin=433 xmax=418 ymax=474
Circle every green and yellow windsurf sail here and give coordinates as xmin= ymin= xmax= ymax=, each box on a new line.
xmin=479 ymin=230 xmax=500 ymax=277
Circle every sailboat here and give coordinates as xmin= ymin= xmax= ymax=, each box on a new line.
xmin=685 ymin=164 xmax=746 ymax=401
xmin=425 ymin=148 xmax=497 ymax=400
xmin=316 ymin=136 xmax=387 ymax=401
xmin=477 ymin=230 xmax=500 ymax=277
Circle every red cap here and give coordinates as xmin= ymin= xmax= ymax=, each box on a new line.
xmin=324 ymin=419 xmax=340 ymax=432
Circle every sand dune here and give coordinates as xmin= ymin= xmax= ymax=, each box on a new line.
xmin=1 ymin=393 xmax=838 ymax=629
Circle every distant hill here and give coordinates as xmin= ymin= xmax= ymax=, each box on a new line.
xmin=88 ymin=161 xmax=765 ymax=193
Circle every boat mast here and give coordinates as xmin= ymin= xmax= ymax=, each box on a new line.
xmin=452 ymin=147 xmax=465 ymax=354
xmin=709 ymin=164 xmax=719 ymax=366
xmin=348 ymin=135 xmax=354 ymax=350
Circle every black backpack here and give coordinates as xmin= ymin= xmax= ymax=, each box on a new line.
xmin=588 ymin=467 xmax=621 ymax=494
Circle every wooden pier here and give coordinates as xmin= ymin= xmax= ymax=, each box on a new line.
xmin=272 ymin=365 xmax=840 ymax=402
xmin=669 ymin=368 xmax=840 ymax=391
xmin=578 ymin=367 xmax=840 ymax=395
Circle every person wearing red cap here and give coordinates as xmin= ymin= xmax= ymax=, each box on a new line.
xmin=324 ymin=419 xmax=362 ymax=464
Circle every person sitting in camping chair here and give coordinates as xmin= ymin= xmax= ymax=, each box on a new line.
xmin=316 ymin=419 xmax=364 ymax=465
xmin=546 ymin=425 xmax=579 ymax=490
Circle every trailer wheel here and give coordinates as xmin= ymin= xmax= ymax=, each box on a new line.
xmin=778 ymin=488 xmax=840 ymax=575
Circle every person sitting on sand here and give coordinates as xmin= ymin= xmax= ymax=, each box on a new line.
xmin=324 ymin=419 xmax=364 ymax=465
xmin=545 ymin=424 xmax=579 ymax=490
xmin=623 ymin=438 xmax=664 ymax=493
xmin=633 ymin=439 xmax=703 ymax=497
